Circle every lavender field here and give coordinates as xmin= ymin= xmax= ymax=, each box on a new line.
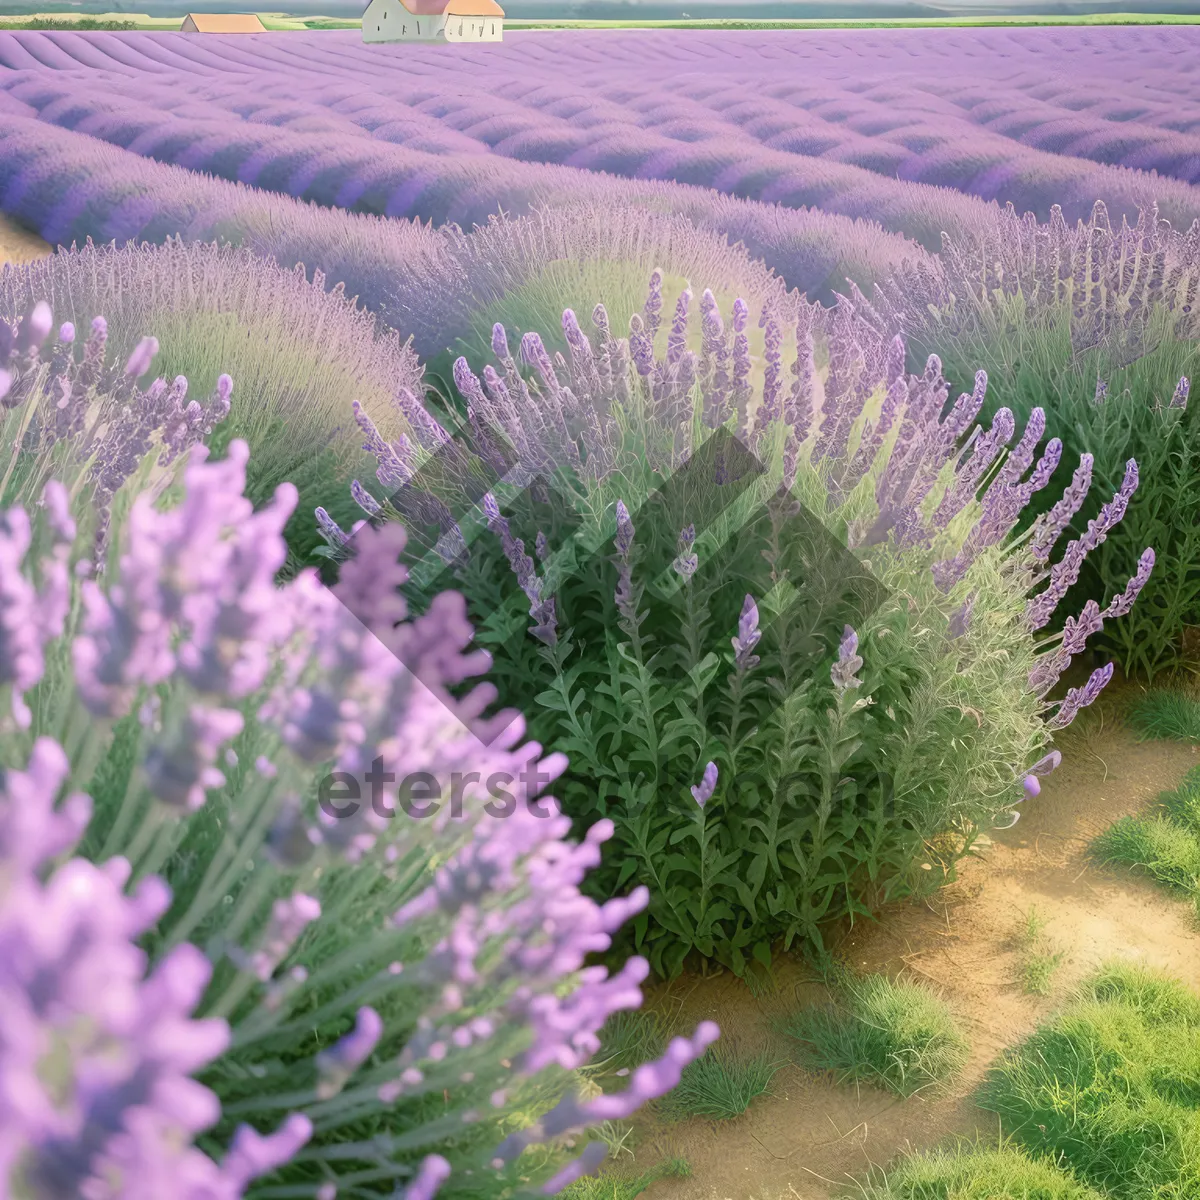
xmin=3 ymin=20 xmax=1200 ymax=1200
xmin=6 ymin=26 xmax=1200 ymax=244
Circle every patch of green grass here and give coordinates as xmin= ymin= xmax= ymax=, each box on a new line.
xmin=851 ymin=1142 xmax=1105 ymax=1200
xmin=1016 ymin=905 xmax=1064 ymax=997
xmin=1128 ymin=690 xmax=1200 ymax=742
xmin=1092 ymin=814 xmax=1200 ymax=894
xmin=1022 ymin=951 xmax=1065 ymax=997
xmin=980 ymin=962 xmax=1200 ymax=1200
xmin=787 ymin=973 xmax=969 ymax=1098
xmin=656 ymin=1043 xmax=781 ymax=1121
xmin=1160 ymin=767 xmax=1200 ymax=833
xmin=1018 ymin=905 xmax=1048 ymax=948
xmin=1093 ymin=767 xmax=1200 ymax=917
xmin=560 ymin=1156 xmax=690 ymax=1200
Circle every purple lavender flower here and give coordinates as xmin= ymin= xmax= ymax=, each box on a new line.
xmin=351 ymin=479 xmax=382 ymax=516
xmin=643 ymin=267 xmax=664 ymax=341
xmin=394 ymin=386 xmax=451 ymax=449
xmin=1048 ymin=662 xmax=1115 ymax=730
xmin=541 ymin=1142 xmax=609 ymax=1195
xmin=672 ymin=524 xmax=698 ymax=579
xmin=629 ymin=313 xmax=655 ymax=378
xmin=1103 ymin=547 xmax=1154 ymax=619
xmin=1029 ymin=452 xmax=1094 ymax=563
xmin=123 ymin=334 xmax=159 ymax=379
xmin=251 ymin=893 xmax=322 ymax=981
xmin=316 ymin=506 xmax=350 ymax=549
xmin=483 ymin=493 xmax=557 ymax=646
xmin=142 ymin=704 xmax=245 ymax=811
xmin=614 ymin=500 xmax=634 ymax=559
xmin=1027 ymin=458 xmax=1139 ymax=630
xmin=731 ymin=594 xmax=761 ymax=672
xmin=831 ymin=624 xmax=864 ymax=692
xmin=0 ymin=507 xmax=47 ymax=725
xmin=1171 ymin=376 xmax=1190 ymax=410
xmin=1029 ymin=750 xmax=1062 ymax=776
xmin=0 ymin=740 xmax=312 ymax=1195
xmin=691 ymin=761 xmax=718 ymax=807
xmin=666 ymin=287 xmax=691 ymax=366
xmin=405 ymin=1155 xmax=452 ymax=1200
xmin=317 ymin=1006 xmax=384 ymax=1099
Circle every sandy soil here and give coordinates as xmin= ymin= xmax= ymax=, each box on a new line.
xmin=631 ymin=685 xmax=1200 ymax=1199
xmin=0 ymin=213 xmax=52 ymax=268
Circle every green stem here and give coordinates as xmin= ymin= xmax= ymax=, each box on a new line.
xmin=0 ymin=394 xmax=40 ymax=503
xmin=122 ymin=802 xmax=169 ymax=872
xmin=97 ymin=768 xmax=146 ymax=862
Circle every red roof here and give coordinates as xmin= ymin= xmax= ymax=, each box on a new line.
xmin=181 ymin=12 xmax=265 ymax=31
xmin=445 ymin=0 xmax=504 ymax=13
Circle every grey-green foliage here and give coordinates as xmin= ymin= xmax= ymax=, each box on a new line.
xmin=345 ymin=279 xmax=1057 ymax=980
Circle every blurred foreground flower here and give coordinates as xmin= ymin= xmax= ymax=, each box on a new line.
xmin=0 ymin=305 xmax=711 ymax=1197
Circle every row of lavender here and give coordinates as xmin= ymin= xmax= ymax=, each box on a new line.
xmin=3 ymin=142 xmax=1195 ymax=668
xmin=3 ymin=28 xmax=1200 ymax=228
xmin=1 ymin=205 xmax=1188 ymax=1200
xmin=0 ymin=113 xmax=931 ymax=316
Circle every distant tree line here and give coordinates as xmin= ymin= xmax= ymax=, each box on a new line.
xmin=6 ymin=16 xmax=139 ymax=29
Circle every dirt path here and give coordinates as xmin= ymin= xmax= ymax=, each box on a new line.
xmin=636 ymin=689 xmax=1200 ymax=1199
xmin=0 ymin=213 xmax=52 ymax=268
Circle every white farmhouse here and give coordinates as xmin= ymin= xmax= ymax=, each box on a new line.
xmin=362 ymin=0 xmax=503 ymax=43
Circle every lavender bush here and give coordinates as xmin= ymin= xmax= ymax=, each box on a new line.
xmin=0 ymin=238 xmax=425 ymax=570
xmin=426 ymin=205 xmax=797 ymax=390
xmin=0 ymin=306 xmax=717 ymax=1197
xmin=867 ymin=201 xmax=1200 ymax=677
xmin=328 ymin=275 xmax=1149 ymax=977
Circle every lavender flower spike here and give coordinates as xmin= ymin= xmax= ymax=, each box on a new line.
xmin=351 ymin=480 xmax=382 ymax=517
xmin=672 ymin=524 xmax=697 ymax=579
xmin=731 ymin=594 xmax=761 ymax=671
xmin=614 ymin=500 xmax=634 ymax=559
xmin=317 ymin=1006 xmax=384 ymax=1099
xmin=691 ymin=761 xmax=718 ymax=807
xmin=542 ymin=1143 xmax=609 ymax=1195
xmin=405 ymin=1155 xmax=452 ymax=1200
xmin=1048 ymin=662 xmax=1115 ymax=730
xmin=831 ymin=625 xmax=864 ymax=692
xmin=1171 ymin=376 xmax=1190 ymax=410
xmin=316 ymin=506 xmax=350 ymax=549
xmin=123 ymin=334 xmax=159 ymax=379
xmin=1103 ymin=547 xmax=1154 ymax=619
